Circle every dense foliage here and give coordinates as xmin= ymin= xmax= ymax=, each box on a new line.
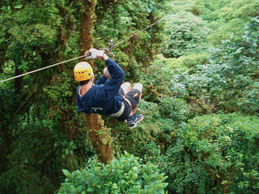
xmin=170 ymin=17 xmax=259 ymax=114
xmin=0 ymin=0 xmax=258 ymax=193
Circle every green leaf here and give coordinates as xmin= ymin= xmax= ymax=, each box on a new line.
xmin=62 ymin=169 xmax=71 ymax=177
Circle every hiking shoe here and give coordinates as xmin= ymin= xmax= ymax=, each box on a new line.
xmin=127 ymin=114 xmax=144 ymax=129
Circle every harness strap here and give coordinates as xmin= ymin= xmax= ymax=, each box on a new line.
xmin=110 ymin=102 xmax=125 ymax=117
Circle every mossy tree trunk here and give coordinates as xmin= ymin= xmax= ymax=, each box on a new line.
xmin=79 ymin=0 xmax=113 ymax=164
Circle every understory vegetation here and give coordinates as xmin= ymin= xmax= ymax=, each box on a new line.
xmin=0 ymin=0 xmax=258 ymax=193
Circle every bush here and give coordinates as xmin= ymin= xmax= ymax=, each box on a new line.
xmin=159 ymin=96 xmax=193 ymax=122
xmin=163 ymin=113 xmax=259 ymax=193
xmin=58 ymin=152 xmax=168 ymax=193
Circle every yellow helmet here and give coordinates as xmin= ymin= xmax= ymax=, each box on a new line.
xmin=74 ymin=62 xmax=93 ymax=81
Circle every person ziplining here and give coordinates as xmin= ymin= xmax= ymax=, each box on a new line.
xmin=74 ymin=48 xmax=144 ymax=128
xmin=0 ymin=18 xmax=165 ymax=129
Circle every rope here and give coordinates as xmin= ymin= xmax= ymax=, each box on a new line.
xmin=0 ymin=17 xmax=165 ymax=83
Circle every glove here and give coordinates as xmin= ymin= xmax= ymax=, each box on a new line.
xmin=103 ymin=67 xmax=111 ymax=78
xmin=85 ymin=48 xmax=105 ymax=60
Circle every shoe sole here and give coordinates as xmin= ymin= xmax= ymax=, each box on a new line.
xmin=129 ymin=115 xmax=144 ymax=129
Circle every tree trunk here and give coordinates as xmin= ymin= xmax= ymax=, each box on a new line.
xmin=85 ymin=114 xmax=113 ymax=163
xmin=79 ymin=0 xmax=113 ymax=164
xmin=79 ymin=0 xmax=95 ymax=55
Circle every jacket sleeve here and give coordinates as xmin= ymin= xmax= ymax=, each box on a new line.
xmin=95 ymin=75 xmax=107 ymax=85
xmin=95 ymin=58 xmax=125 ymax=99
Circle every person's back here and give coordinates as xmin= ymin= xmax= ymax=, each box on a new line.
xmin=74 ymin=48 xmax=143 ymax=128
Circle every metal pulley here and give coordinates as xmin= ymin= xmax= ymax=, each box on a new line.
xmin=104 ymin=39 xmax=115 ymax=57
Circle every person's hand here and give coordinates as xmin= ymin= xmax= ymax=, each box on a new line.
xmin=103 ymin=67 xmax=111 ymax=78
xmin=85 ymin=48 xmax=108 ymax=60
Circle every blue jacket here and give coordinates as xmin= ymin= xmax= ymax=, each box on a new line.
xmin=76 ymin=58 xmax=125 ymax=115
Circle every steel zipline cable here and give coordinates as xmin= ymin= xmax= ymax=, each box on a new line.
xmin=0 ymin=17 xmax=165 ymax=83
xmin=0 ymin=55 xmax=86 ymax=83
